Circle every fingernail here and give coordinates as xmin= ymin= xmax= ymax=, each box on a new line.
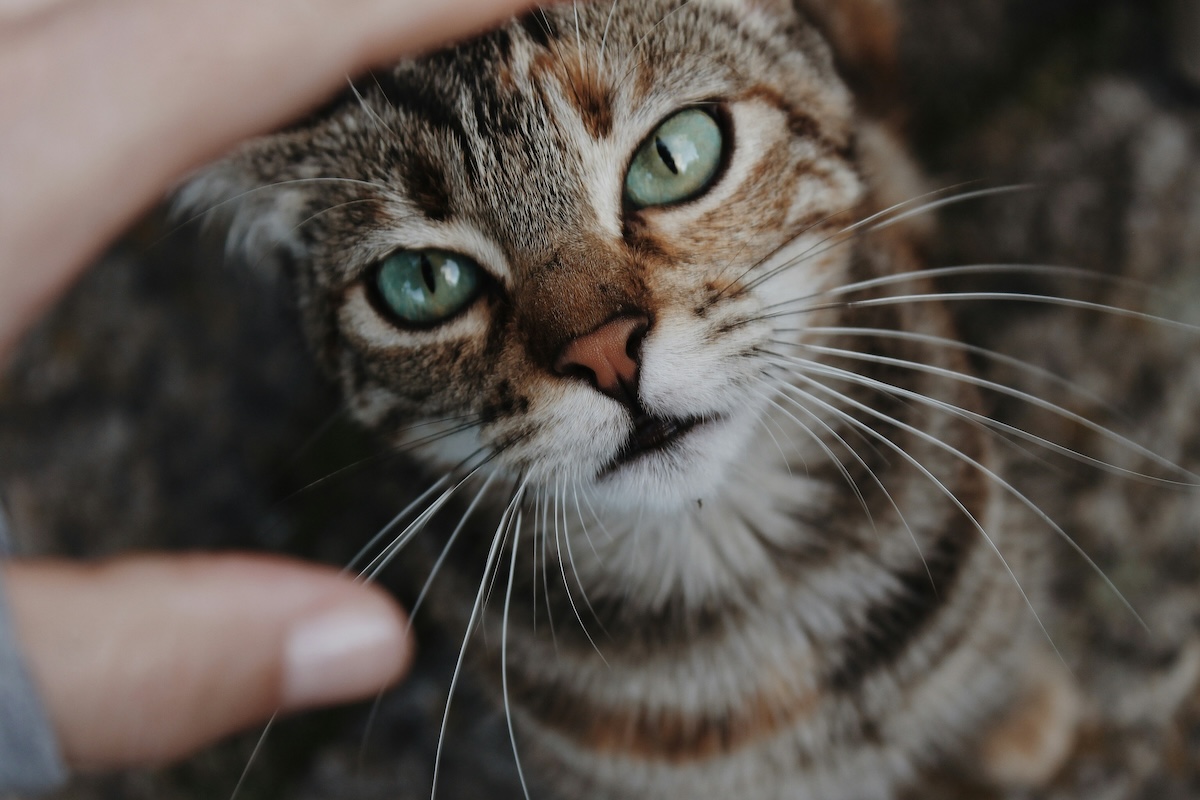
xmin=281 ymin=603 xmax=408 ymax=711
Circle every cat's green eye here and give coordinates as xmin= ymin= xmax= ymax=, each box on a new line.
xmin=374 ymin=249 xmax=483 ymax=326
xmin=625 ymin=108 xmax=724 ymax=209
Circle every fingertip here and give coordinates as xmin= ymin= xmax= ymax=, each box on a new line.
xmin=280 ymin=587 xmax=413 ymax=712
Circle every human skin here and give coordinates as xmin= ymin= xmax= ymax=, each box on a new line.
xmin=0 ymin=0 xmax=535 ymax=773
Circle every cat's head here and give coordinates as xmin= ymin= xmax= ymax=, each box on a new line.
xmin=182 ymin=0 xmax=875 ymax=515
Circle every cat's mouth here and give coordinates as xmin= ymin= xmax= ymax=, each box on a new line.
xmin=600 ymin=411 xmax=707 ymax=477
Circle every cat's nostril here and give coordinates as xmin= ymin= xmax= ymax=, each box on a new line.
xmin=554 ymin=314 xmax=649 ymax=404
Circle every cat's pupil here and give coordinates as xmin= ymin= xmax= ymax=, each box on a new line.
xmin=656 ymin=138 xmax=679 ymax=175
xmin=420 ymin=255 xmax=437 ymax=293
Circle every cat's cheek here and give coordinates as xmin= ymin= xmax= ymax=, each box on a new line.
xmin=639 ymin=311 xmax=761 ymax=417
xmin=480 ymin=382 xmax=632 ymax=481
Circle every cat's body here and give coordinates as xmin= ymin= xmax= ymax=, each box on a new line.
xmin=183 ymin=2 xmax=1071 ymax=797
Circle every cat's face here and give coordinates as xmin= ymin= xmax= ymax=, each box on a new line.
xmin=186 ymin=0 xmax=863 ymax=515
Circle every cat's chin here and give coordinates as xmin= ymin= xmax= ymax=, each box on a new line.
xmin=586 ymin=412 xmax=758 ymax=515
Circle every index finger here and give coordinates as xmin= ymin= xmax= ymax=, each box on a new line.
xmin=0 ymin=0 xmax=537 ymax=355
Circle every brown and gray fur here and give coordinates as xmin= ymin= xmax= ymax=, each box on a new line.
xmin=182 ymin=1 xmax=1073 ymax=797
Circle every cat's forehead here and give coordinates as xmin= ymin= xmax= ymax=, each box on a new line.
xmin=317 ymin=2 xmax=851 ymax=262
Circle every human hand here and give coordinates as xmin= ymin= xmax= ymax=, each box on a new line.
xmin=0 ymin=0 xmax=537 ymax=780
xmin=0 ymin=0 xmax=537 ymax=355
xmin=2 ymin=555 xmax=411 ymax=770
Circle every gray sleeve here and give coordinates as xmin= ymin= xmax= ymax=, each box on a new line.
xmin=0 ymin=501 xmax=69 ymax=795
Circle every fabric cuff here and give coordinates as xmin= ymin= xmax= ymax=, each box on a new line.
xmin=0 ymin=499 xmax=69 ymax=794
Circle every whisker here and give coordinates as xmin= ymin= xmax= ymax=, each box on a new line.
xmin=431 ymin=477 xmax=528 ymax=800
xmin=762 ymin=290 xmax=1200 ymax=336
xmin=502 ymin=505 xmax=533 ymax=800
xmin=775 ymin=341 xmax=1198 ymax=485
xmin=570 ymin=479 xmax=602 ymax=558
xmin=554 ymin=474 xmax=610 ymax=663
xmin=792 ymin=325 xmax=1128 ymax=419
xmin=757 ymin=374 xmax=933 ymax=590
xmin=598 ymin=0 xmax=620 ymax=69
xmin=778 ymin=376 xmax=1067 ymax=659
xmin=349 ymin=75 xmax=404 ymax=143
xmin=359 ymin=464 xmax=488 ymax=584
xmin=740 ymin=185 xmax=1032 ymax=296
xmin=577 ymin=481 xmax=617 ymax=543
xmin=531 ymin=487 xmax=542 ymax=635
xmin=170 ymin=176 xmax=400 ymax=238
xmin=280 ymin=416 xmax=483 ymax=505
xmin=572 ymin=0 xmax=585 ymax=75
xmin=784 ymin=370 xmax=1147 ymax=633
xmin=350 ymin=471 xmax=500 ymax=781
xmin=762 ymin=263 xmax=1165 ymax=316
xmin=345 ymin=474 xmax=454 ymax=574
xmin=541 ymin=483 xmax=559 ymax=651
xmin=409 ymin=472 xmax=500 ymax=623
xmin=350 ymin=435 xmax=515 ymax=580
xmin=752 ymin=396 xmax=801 ymax=475
xmin=751 ymin=381 xmax=875 ymax=534
xmin=284 ymin=406 xmax=350 ymax=467
xmin=228 ymin=712 xmax=279 ymax=800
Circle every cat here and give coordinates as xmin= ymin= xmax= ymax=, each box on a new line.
xmin=176 ymin=1 xmax=1108 ymax=797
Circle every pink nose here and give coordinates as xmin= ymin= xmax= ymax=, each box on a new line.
xmin=554 ymin=314 xmax=649 ymax=403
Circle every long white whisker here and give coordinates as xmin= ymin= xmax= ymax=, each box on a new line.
xmin=779 ymin=377 xmax=1066 ymax=659
xmin=555 ymin=474 xmax=610 ymax=663
xmin=349 ymin=75 xmax=403 ymax=143
xmin=751 ymin=383 xmax=875 ymax=534
xmin=570 ymin=479 xmax=601 ymax=558
xmin=502 ymin=506 xmax=533 ymax=800
xmin=346 ymin=475 xmax=453 ymax=573
xmin=779 ymin=341 xmax=1198 ymax=485
xmin=764 ymin=291 xmax=1200 ymax=336
xmin=431 ymin=478 xmax=528 ymax=800
xmin=542 ymin=483 xmax=558 ymax=651
xmin=598 ymin=0 xmax=620 ymax=69
xmin=762 ymin=263 xmax=1162 ymax=315
xmin=742 ymin=186 xmax=1032 ymax=294
xmin=228 ymin=713 xmax=279 ymax=800
xmin=758 ymin=375 xmax=932 ymax=589
xmin=753 ymin=397 xmax=800 ymax=475
xmin=409 ymin=472 xmax=500 ymax=622
xmin=360 ymin=466 xmax=490 ymax=583
xmin=784 ymin=369 xmax=1147 ymax=633
xmin=353 ymin=471 xmax=500 ymax=777
xmin=794 ymin=325 xmax=1126 ymax=418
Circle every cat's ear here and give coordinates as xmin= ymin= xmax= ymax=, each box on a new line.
xmin=703 ymin=0 xmax=902 ymax=118
xmin=173 ymin=147 xmax=312 ymax=279
xmin=790 ymin=0 xmax=901 ymax=117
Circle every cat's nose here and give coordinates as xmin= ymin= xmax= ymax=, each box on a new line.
xmin=554 ymin=314 xmax=650 ymax=406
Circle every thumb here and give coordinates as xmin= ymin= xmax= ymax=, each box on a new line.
xmin=1 ymin=554 xmax=411 ymax=771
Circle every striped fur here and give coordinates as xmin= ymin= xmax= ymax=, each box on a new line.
xmin=184 ymin=2 xmax=1051 ymax=797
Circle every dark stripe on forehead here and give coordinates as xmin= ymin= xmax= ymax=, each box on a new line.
xmin=517 ymin=10 xmax=557 ymax=49
xmin=367 ymin=68 xmax=480 ymax=183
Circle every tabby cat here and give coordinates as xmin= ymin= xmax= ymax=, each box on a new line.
xmin=183 ymin=1 xmax=1086 ymax=797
